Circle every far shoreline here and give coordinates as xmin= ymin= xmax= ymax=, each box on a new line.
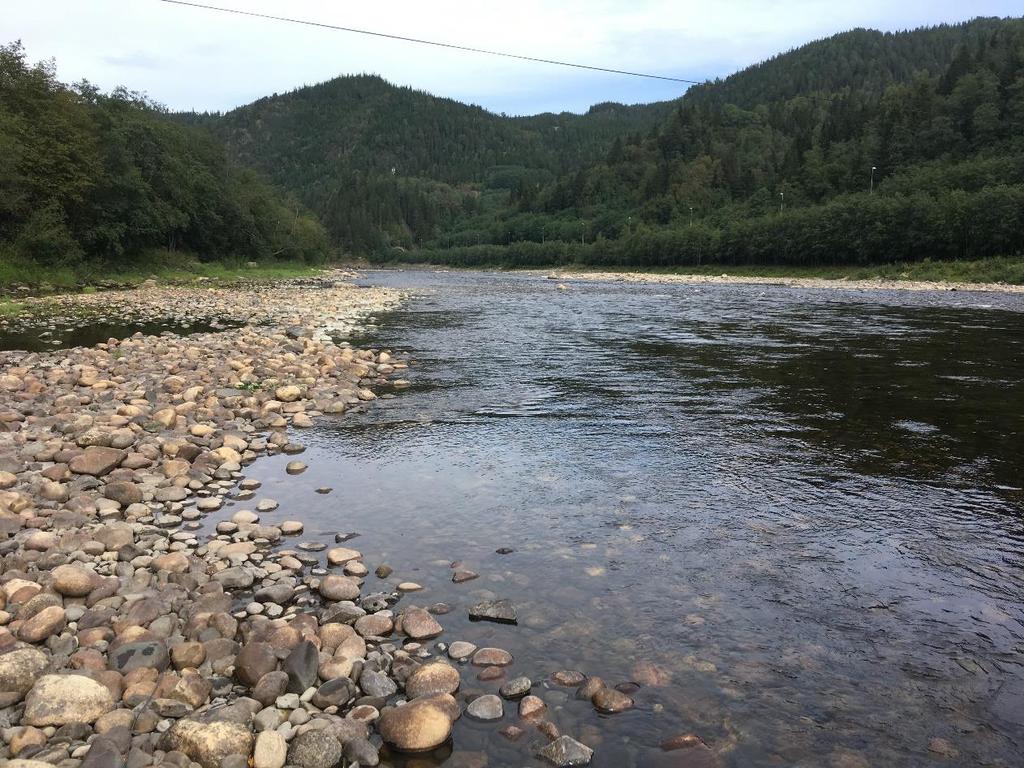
xmin=527 ymin=268 xmax=1024 ymax=294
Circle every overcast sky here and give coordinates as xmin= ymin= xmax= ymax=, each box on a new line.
xmin=6 ymin=1 xmax=1022 ymax=115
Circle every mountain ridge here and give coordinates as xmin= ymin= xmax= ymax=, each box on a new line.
xmin=184 ymin=16 xmax=1024 ymax=264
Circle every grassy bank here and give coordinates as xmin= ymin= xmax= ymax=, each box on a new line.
xmin=0 ymin=300 xmax=25 ymax=317
xmin=0 ymin=249 xmax=322 ymax=294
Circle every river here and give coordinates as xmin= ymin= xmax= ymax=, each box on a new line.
xmin=233 ymin=270 xmax=1024 ymax=767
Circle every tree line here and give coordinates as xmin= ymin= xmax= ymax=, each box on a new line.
xmin=0 ymin=42 xmax=328 ymax=275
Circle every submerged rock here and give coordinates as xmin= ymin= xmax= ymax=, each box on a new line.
xmin=538 ymin=735 xmax=594 ymax=766
xmin=468 ymin=598 xmax=517 ymax=624
xmin=592 ymin=687 xmax=634 ymax=714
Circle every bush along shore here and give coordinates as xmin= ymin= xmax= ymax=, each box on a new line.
xmin=0 ymin=274 xmax=686 ymax=768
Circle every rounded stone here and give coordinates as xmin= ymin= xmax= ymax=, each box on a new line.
xmin=23 ymin=674 xmax=115 ymax=725
xmin=50 ymin=564 xmax=96 ymax=597
xmin=235 ymin=642 xmax=277 ymax=686
xmin=405 ymin=662 xmax=461 ymax=698
xmin=519 ymin=695 xmax=547 ymax=718
xmin=551 ymin=669 xmax=586 ymax=686
xmin=378 ymin=695 xmax=456 ymax=753
xmin=254 ymin=730 xmax=287 ymax=768
xmin=447 ymin=641 xmax=477 ymax=661
xmin=592 ymin=687 xmax=634 ymax=713
xmin=466 ymin=694 xmax=503 ymax=721
xmin=18 ymin=605 xmax=67 ymax=643
xmin=499 ymin=676 xmax=532 ymax=699
xmin=287 ymin=729 xmax=343 ymax=768
xmin=319 ymin=574 xmax=361 ymax=602
xmin=327 ymin=547 xmax=362 ymax=566
xmin=354 ymin=612 xmax=393 ymax=637
xmin=0 ymin=646 xmax=49 ymax=699
xmin=471 ymin=647 xmax=513 ymax=667
xmin=401 ymin=607 xmax=443 ymax=640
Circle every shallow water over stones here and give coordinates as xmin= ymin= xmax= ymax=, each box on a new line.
xmin=0 ymin=312 xmax=243 ymax=352
xmin=233 ymin=270 xmax=1024 ymax=767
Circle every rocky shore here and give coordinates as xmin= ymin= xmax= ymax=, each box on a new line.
xmin=538 ymin=269 xmax=1024 ymax=294
xmin=0 ymin=274 xmax=699 ymax=768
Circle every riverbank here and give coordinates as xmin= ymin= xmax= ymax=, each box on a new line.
xmin=0 ymin=252 xmax=323 ymax=298
xmin=535 ymin=260 xmax=1024 ymax=293
xmin=0 ymin=273 xmax=650 ymax=768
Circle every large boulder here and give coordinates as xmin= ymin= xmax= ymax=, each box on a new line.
xmin=0 ymin=646 xmax=49 ymax=702
xmin=68 ymin=447 xmax=126 ymax=477
xmin=23 ymin=674 xmax=115 ymax=725
xmin=162 ymin=718 xmax=254 ymax=768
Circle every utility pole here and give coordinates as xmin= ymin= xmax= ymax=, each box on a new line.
xmin=870 ymin=165 xmax=877 ymax=194
xmin=580 ymin=220 xmax=585 ymax=246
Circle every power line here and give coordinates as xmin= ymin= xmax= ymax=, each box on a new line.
xmin=156 ymin=0 xmax=701 ymax=84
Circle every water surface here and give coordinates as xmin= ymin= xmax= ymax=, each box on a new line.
xmin=249 ymin=271 xmax=1024 ymax=767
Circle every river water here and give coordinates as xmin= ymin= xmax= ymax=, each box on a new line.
xmin=235 ymin=270 xmax=1024 ymax=767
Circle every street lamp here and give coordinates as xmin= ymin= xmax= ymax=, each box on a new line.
xmin=870 ymin=165 xmax=877 ymax=194
xmin=779 ymin=191 xmax=785 ymax=213
xmin=689 ymin=206 xmax=694 ymax=227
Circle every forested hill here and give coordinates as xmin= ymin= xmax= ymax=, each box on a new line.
xmin=181 ymin=76 xmax=675 ymax=252
xmin=186 ymin=16 xmax=1024 ymax=268
xmin=184 ymin=75 xmax=674 ymax=185
xmin=0 ymin=42 xmax=328 ymax=277
xmin=407 ymin=16 xmax=1024 ymax=269
xmin=683 ymin=19 xmax=1014 ymax=109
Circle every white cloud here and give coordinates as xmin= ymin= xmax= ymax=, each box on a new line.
xmin=6 ymin=0 xmax=1021 ymax=114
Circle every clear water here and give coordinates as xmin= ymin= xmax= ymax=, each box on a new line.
xmin=236 ymin=271 xmax=1024 ymax=766
xmin=0 ymin=315 xmax=241 ymax=352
